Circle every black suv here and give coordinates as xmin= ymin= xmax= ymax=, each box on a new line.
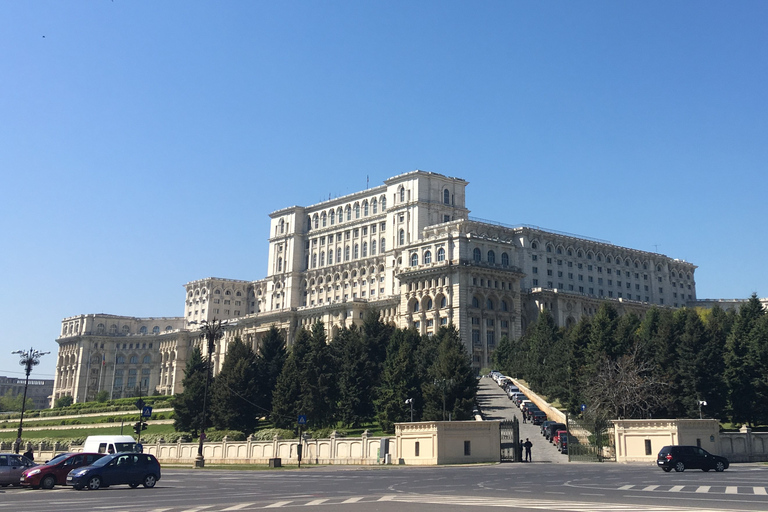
xmin=657 ymin=445 xmax=729 ymax=472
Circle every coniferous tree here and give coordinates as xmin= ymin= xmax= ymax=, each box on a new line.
xmin=210 ymin=337 xmax=262 ymax=435
xmin=673 ymin=308 xmax=709 ymax=417
xmin=257 ymin=326 xmax=287 ymax=418
xmin=725 ymin=294 xmax=765 ymax=425
xmin=173 ymin=347 xmax=209 ymax=435
xmin=421 ymin=326 xmax=477 ymax=421
xmin=334 ymin=326 xmax=374 ymax=427
xmin=748 ymin=315 xmax=768 ymax=424
xmin=375 ymin=328 xmax=421 ymax=433
xmin=300 ymin=321 xmax=338 ymax=428
xmin=525 ymin=310 xmax=560 ymax=392
xmin=271 ymin=329 xmax=311 ymax=430
xmin=699 ymin=306 xmax=732 ymax=419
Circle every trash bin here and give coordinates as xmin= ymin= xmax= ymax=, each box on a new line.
xmin=269 ymin=458 xmax=281 ymax=468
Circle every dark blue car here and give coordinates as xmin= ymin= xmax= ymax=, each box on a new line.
xmin=66 ymin=452 xmax=161 ymax=490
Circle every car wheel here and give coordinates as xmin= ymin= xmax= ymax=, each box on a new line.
xmin=41 ymin=475 xmax=56 ymax=490
xmin=143 ymin=474 xmax=157 ymax=488
xmin=129 ymin=483 xmax=140 ymax=489
xmin=674 ymin=461 xmax=685 ymax=472
xmin=87 ymin=476 xmax=102 ymax=490
xmin=662 ymin=467 xmax=672 ymax=472
xmin=715 ymin=461 xmax=726 ymax=472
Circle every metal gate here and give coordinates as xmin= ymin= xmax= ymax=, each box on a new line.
xmin=500 ymin=418 xmax=520 ymax=462
xmin=565 ymin=414 xmax=615 ymax=462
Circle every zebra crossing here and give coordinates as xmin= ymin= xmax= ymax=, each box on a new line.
xmin=615 ymin=483 xmax=768 ymax=495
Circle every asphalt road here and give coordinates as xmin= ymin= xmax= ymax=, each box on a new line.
xmin=3 ymin=462 xmax=768 ymax=512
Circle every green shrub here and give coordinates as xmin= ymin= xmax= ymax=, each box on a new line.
xmin=205 ymin=430 xmax=246 ymax=442
xmin=251 ymin=428 xmax=294 ymax=441
xmin=308 ymin=427 xmax=347 ymax=439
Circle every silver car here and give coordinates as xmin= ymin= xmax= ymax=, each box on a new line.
xmin=0 ymin=453 xmax=36 ymax=487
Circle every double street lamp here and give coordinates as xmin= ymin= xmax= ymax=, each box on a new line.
xmin=193 ymin=318 xmax=224 ymax=468
xmin=11 ymin=347 xmax=49 ymax=454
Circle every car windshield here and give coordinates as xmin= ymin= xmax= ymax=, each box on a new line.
xmin=47 ymin=453 xmax=70 ymax=465
xmin=91 ymin=454 xmax=117 ymax=467
xmin=114 ymin=443 xmax=138 ymax=452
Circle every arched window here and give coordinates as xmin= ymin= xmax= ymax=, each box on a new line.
xmin=354 ymin=244 xmax=359 ymax=259
xmin=424 ymin=250 xmax=432 ymax=264
xmin=440 ymin=296 xmax=447 ymax=308
xmin=313 ymin=214 xmax=319 ymax=229
xmin=531 ymin=241 xmax=538 ymax=250
xmin=152 ymin=326 xmax=160 ymax=334
xmin=411 ymin=253 xmax=418 ymax=266
xmin=381 ymin=196 xmax=386 ymax=211
xmin=381 ymin=238 xmax=386 ymax=252
xmin=320 ymin=252 xmax=325 ymax=266
xmin=330 ymin=210 xmax=335 ymax=225
xmin=312 ymin=253 xmax=317 ymax=267
xmin=501 ymin=300 xmax=508 ymax=312
xmin=346 ymin=206 xmax=351 ymax=221
xmin=472 ymin=297 xmax=480 ymax=308
xmin=372 ymin=198 xmax=378 ymax=214
xmin=279 ymin=219 xmax=285 ymax=233
xmin=337 ymin=207 xmax=343 ymax=223
xmin=165 ymin=325 xmax=173 ymax=331
xmin=337 ymin=248 xmax=342 ymax=262
xmin=437 ymin=247 xmax=445 ymax=262
xmin=371 ymin=240 xmax=377 ymax=255
xmin=473 ymin=248 xmax=481 ymax=262
xmin=399 ymin=229 xmax=405 ymax=245
xmin=97 ymin=323 xmax=105 ymax=334
xmin=546 ymin=245 xmax=552 ymax=253
xmin=328 ymin=250 xmax=333 ymax=265
xmin=121 ymin=325 xmax=130 ymax=334
xmin=488 ymin=250 xmax=496 ymax=264
xmin=443 ymin=189 xmax=450 ymax=204
xmin=321 ymin=212 xmax=327 ymax=227
xmin=363 ymin=201 xmax=369 ymax=216
xmin=277 ymin=257 xmax=283 ymax=272
xmin=307 ymin=216 xmax=312 ymax=231
xmin=139 ymin=326 xmax=148 ymax=334
xmin=399 ymin=187 xmax=405 ymax=202
xmin=413 ymin=301 xmax=419 ymax=312
xmin=130 ymin=355 xmax=139 ymax=364
xmin=143 ymin=355 xmax=151 ymax=364
xmin=362 ymin=242 xmax=368 ymax=257
xmin=501 ymin=252 xmax=509 ymax=266
xmin=345 ymin=246 xmax=350 ymax=261
xmin=110 ymin=324 xmax=118 ymax=335
xmin=487 ymin=299 xmax=494 ymax=310
xmin=426 ymin=298 xmax=433 ymax=310
xmin=354 ymin=203 xmax=360 ymax=218
xmin=116 ymin=355 xmax=125 ymax=364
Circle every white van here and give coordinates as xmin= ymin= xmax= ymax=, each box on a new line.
xmin=83 ymin=435 xmax=140 ymax=454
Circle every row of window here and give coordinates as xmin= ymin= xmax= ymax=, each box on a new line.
xmin=410 ymin=247 xmax=447 ymax=266
xmin=96 ymin=324 xmax=172 ymax=335
xmin=115 ymin=355 xmax=153 ymax=364
xmin=309 ymin=238 xmax=387 ymax=268
xmin=471 ymin=248 xmax=511 ymax=266
xmin=187 ymin=289 xmax=242 ymax=298
xmin=307 ymin=195 xmax=388 ymax=230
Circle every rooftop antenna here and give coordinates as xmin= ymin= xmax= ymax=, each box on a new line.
xmin=653 ymin=244 xmax=659 ymax=253
xmin=366 ymin=175 xmax=369 ymax=189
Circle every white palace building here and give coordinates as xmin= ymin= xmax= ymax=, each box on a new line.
xmin=53 ymin=170 xmax=699 ymax=404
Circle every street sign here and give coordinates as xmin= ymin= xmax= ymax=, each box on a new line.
xmin=581 ymin=404 xmax=586 ymax=412
xmin=297 ymin=414 xmax=307 ymax=426
xmin=135 ymin=399 xmax=146 ymax=410
xmin=142 ymin=406 xmax=153 ymax=418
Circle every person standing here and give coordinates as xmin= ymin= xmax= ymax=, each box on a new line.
xmin=523 ymin=438 xmax=533 ymax=462
xmin=23 ymin=447 xmax=34 ymax=462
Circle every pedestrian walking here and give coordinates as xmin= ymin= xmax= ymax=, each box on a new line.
xmin=524 ymin=438 xmax=533 ymax=462
xmin=23 ymin=447 xmax=34 ymax=461
xmin=521 ymin=411 xmax=527 ymax=424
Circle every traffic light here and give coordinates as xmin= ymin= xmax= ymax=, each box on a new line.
xmin=141 ymin=422 xmax=148 ymax=431
xmin=133 ymin=422 xmax=142 ymax=435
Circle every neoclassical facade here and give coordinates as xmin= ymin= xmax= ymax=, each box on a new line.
xmin=53 ymin=170 xmax=698 ymax=404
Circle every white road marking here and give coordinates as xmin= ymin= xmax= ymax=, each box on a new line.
xmin=642 ymin=485 xmax=659 ymax=491
xmin=341 ymin=497 xmax=364 ymax=503
xmin=754 ymin=487 xmax=767 ymax=495
xmin=304 ymin=499 xmax=328 ymax=506
xmin=377 ymin=495 xmax=396 ymax=501
xmin=618 ymin=485 xmax=634 ymax=490
xmin=221 ymin=504 xmax=256 ymax=511
xmin=264 ymin=501 xmax=293 ymax=508
xmin=725 ymin=486 xmax=738 ymax=494
xmin=695 ymin=486 xmax=710 ymax=493
xmin=669 ymin=486 xmax=684 ymax=492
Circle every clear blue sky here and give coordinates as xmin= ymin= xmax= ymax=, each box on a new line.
xmin=1 ymin=1 xmax=766 ymax=380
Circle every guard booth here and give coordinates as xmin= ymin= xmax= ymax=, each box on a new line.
xmin=500 ymin=418 xmax=520 ymax=462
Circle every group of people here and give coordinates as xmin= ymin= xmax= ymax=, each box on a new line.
xmin=519 ymin=438 xmax=533 ymax=462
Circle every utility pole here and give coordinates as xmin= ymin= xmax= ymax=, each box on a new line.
xmin=194 ymin=318 xmax=224 ymax=468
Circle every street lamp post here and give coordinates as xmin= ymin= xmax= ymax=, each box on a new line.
xmin=405 ymin=398 xmax=413 ymax=422
xmin=194 ymin=319 xmax=224 ymax=468
xmin=698 ymin=400 xmax=707 ymax=420
xmin=11 ymin=347 xmax=49 ymax=454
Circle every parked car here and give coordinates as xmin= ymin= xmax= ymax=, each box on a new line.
xmin=531 ymin=411 xmax=547 ymax=425
xmin=66 ymin=452 xmax=161 ymax=490
xmin=519 ymin=399 xmax=533 ymax=411
xmin=510 ymin=392 xmax=526 ymax=403
xmin=0 ymin=453 xmax=36 ymax=487
xmin=657 ymin=445 xmax=729 ymax=473
xmin=556 ymin=431 xmax=569 ymax=453
xmin=540 ymin=420 xmax=556 ymax=436
xmin=20 ymin=452 xmax=105 ymax=489
xmin=545 ymin=423 xmax=567 ymax=442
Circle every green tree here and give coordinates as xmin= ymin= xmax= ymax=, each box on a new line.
xmin=375 ymin=328 xmax=421 ymax=432
xmin=724 ymin=294 xmax=765 ymax=425
xmin=271 ymin=329 xmax=311 ymax=430
xmin=94 ymin=390 xmax=110 ymax=403
xmin=334 ymin=326 xmax=374 ymax=427
xmin=173 ymin=347 xmax=209 ymax=435
xmin=257 ymin=326 xmax=287 ymax=417
xmin=2 ymin=391 xmax=36 ymax=411
xmin=421 ymin=326 xmax=477 ymax=421
xmin=749 ymin=314 xmax=768 ymax=424
xmin=210 ymin=336 xmax=262 ymax=435
xmin=525 ymin=310 xmax=560 ymax=392
xmin=300 ymin=321 xmax=338 ymax=428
